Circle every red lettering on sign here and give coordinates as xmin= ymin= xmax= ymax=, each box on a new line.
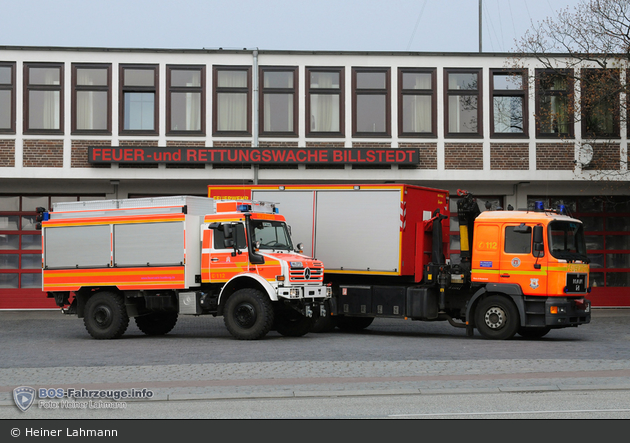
xmin=92 ymin=148 xmax=101 ymax=160
xmin=187 ymin=150 xmax=197 ymax=161
xmin=135 ymin=149 xmax=144 ymax=161
xmin=250 ymin=150 xmax=260 ymax=162
xmin=272 ymin=150 xmax=286 ymax=162
xmin=333 ymin=150 xmax=343 ymax=162
xmin=102 ymin=149 xmax=111 ymax=161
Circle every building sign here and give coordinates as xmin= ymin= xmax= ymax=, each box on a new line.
xmin=88 ymin=147 xmax=419 ymax=165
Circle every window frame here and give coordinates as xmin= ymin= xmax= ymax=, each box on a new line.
xmin=580 ymin=68 xmax=620 ymax=139
xmin=166 ymin=64 xmax=206 ymax=136
xmin=119 ymin=64 xmax=159 ymax=135
xmin=24 ymin=62 xmax=64 ymax=135
xmin=535 ymin=68 xmax=574 ymax=138
xmin=444 ymin=68 xmax=483 ymax=138
xmin=305 ymin=66 xmax=345 ymax=138
xmin=398 ymin=67 xmax=437 ymax=137
xmin=352 ymin=67 xmax=391 ymax=137
xmin=259 ymin=66 xmax=298 ymax=137
xmin=71 ymin=63 xmax=111 ymax=135
xmin=212 ymin=65 xmax=252 ymax=137
xmin=490 ymin=69 xmax=528 ymax=138
xmin=0 ymin=62 xmax=16 ymax=134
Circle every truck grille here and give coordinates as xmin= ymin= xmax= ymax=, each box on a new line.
xmin=289 ymin=265 xmax=324 ymax=282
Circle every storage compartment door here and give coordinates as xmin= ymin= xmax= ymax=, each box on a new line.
xmin=114 ymin=222 xmax=184 ymax=267
xmin=44 ymin=225 xmax=111 ymax=269
xmin=315 ymin=190 xmax=401 ymax=272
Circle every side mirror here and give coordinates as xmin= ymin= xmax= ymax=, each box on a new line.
xmin=224 ymin=238 xmax=235 ymax=248
xmin=513 ymin=223 xmax=531 ymax=233
xmin=533 ymin=225 xmax=544 ymax=258
xmin=222 ymin=224 xmax=233 ymax=239
xmin=533 ymin=225 xmax=543 ymax=243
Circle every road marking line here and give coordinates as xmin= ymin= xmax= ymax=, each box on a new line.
xmin=389 ymin=408 xmax=630 ymax=417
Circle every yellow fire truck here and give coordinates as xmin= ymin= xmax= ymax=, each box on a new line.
xmin=208 ymin=184 xmax=591 ymax=340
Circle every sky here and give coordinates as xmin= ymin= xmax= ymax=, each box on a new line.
xmin=3 ymin=0 xmax=584 ymax=53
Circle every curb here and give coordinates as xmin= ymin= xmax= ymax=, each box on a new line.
xmin=4 ymin=383 xmax=630 ymax=406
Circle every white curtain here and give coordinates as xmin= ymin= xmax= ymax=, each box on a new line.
xmin=217 ymin=71 xmax=247 ymax=131
xmin=77 ymin=70 xmax=94 ymax=130
xmin=185 ymin=90 xmax=200 ymax=131
xmin=310 ymin=73 xmax=339 ymax=132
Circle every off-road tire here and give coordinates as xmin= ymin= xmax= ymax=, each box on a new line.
xmin=135 ymin=312 xmax=178 ymax=336
xmin=224 ymin=288 xmax=274 ymax=340
xmin=275 ymin=310 xmax=315 ymax=337
xmin=83 ymin=291 xmax=129 ymax=339
xmin=475 ymin=295 xmax=519 ymax=340
xmin=310 ymin=315 xmax=338 ymax=333
xmin=517 ymin=326 xmax=551 ymax=339
xmin=336 ymin=316 xmax=374 ymax=332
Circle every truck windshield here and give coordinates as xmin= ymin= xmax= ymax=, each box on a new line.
xmin=548 ymin=220 xmax=589 ymax=262
xmin=251 ymin=220 xmax=294 ymax=251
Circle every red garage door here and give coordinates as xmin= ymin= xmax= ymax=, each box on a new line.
xmin=0 ymin=194 xmax=103 ymax=309
xmin=530 ymin=196 xmax=630 ymax=307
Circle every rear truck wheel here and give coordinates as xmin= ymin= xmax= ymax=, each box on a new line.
xmin=517 ymin=326 xmax=551 ymax=339
xmin=310 ymin=315 xmax=338 ymax=333
xmin=135 ymin=312 xmax=178 ymax=336
xmin=223 ymin=288 xmax=274 ymax=340
xmin=275 ymin=310 xmax=315 ymax=337
xmin=336 ymin=316 xmax=374 ymax=332
xmin=475 ymin=295 xmax=519 ymax=340
xmin=83 ymin=291 xmax=129 ymax=339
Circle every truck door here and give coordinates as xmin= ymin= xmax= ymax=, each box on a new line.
xmin=206 ymin=222 xmax=249 ymax=283
xmin=499 ymin=224 xmax=547 ymax=296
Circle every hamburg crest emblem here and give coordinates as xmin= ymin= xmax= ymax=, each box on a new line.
xmin=530 ymin=278 xmax=540 ymax=290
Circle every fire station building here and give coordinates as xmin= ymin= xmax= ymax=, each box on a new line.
xmin=0 ymin=46 xmax=628 ymax=309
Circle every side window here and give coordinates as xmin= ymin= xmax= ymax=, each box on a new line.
xmin=25 ymin=63 xmax=64 ymax=133
xmin=120 ymin=64 xmax=158 ymax=134
xmin=212 ymin=223 xmax=246 ymax=249
xmin=505 ymin=226 xmax=532 ymax=254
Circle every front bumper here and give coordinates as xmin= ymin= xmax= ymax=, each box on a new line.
xmin=276 ymin=285 xmax=330 ymax=300
xmin=544 ymin=297 xmax=591 ymax=327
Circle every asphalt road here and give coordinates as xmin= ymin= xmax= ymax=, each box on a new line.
xmin=1 ymin=309 xmax=629 ymax=368
xmin=0 ymin=308 xmax=629 ymax=421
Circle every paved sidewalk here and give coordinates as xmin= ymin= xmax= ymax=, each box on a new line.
xmin=2 ymin=358 xmax=630 ymax=404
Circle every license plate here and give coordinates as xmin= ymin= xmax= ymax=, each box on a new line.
xmin=567 ymin=273 xmax=587 ymax=293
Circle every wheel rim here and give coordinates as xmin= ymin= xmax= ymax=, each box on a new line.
xmin=93 ymin=304 xmax=113 ymax=328
xmin=234 ymin=302 xmax=257 ymax=328
xmin=484 ymin=306 xmax=506 ymax=330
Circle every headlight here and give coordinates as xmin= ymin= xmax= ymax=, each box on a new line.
xmin=290 ymin=262 xmax=303 ymax=268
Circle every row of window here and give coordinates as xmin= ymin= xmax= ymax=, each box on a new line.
xmin=0 ymin=62 xmax=618 ymax=139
